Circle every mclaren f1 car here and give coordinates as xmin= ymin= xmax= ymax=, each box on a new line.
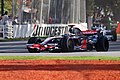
xmin=26 ymin=24 xmax=109 ymax=53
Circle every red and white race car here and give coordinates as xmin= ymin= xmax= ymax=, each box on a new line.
xmin=26 ymin=25 xmax=109 ymax=53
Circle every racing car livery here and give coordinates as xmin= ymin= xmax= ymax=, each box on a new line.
xmin=26 ymin=26 xmax=109 ymax=53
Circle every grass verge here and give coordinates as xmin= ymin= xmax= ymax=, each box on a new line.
xmin=0 ymin=56 xmax=120 ymax=60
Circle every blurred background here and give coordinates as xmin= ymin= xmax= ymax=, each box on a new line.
xmin=1 ymin=0 xmax=120 ymax=28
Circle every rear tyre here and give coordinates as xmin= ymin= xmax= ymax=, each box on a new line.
xmin=111 ymin=28 xmax=117 ymax=41
xmin=27 ymin=37 xmax=42 ymax=53
xmin=95 ymin=36 xmax=109 ymax=51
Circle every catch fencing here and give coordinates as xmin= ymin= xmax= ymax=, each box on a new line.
xmin=0 ymin=23 xmax=87 ymax=38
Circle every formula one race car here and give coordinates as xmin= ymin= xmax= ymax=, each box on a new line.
xmin=91 ymin=22 xmax=117 ymax=41
xmin=26 ymin=25 xmax=109 ymax=53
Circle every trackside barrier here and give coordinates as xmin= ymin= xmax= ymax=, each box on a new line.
xmin=31 ymin=23 xmax=88 ymax=37
xmin=13 ymin=24 xmax=34 ymax=38
xmin=12 ymin=24 xmax=69 ymax=38
xmin=0 ymin=25 xmax=4 ymax=38
xmin=32 ymin=24 xmax=69 ymax=37
xmin=4 ymin=25 xmax=13 ymax=38
xmin=0 ymin=25 xmax=13 ymax=38
xmin=0 ymin=23 xmax=88 ymax=38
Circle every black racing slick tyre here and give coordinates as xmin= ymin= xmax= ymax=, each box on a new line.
xmin=95 ymin=36 xmax=109 ymax=51
xmin=87 ymin=43 xmax=93 ymax=51
xmin=27 ymin=37 xmax=42 ymax=44
xmin=61 ymin=36 xmax=74 ymax=52
xmin=27 ymin=37 xmax=42 ymax=53
xmin=111 ymin=28 xmax=117 ymax=41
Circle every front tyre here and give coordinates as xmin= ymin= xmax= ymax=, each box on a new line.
xmin=27 ymin=37 xmax=42 ymax=53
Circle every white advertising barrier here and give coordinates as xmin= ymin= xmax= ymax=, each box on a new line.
xmin=75 ymin=23 xmax=88 ymax=31
xmin=32 ymin=23 xmax=88 ymax=37
xmin=13 ymin=24 xmax=34 ymax=38
xmin=68 ymin=23 xmax=88 ymax=31
xmin=5 ymin=23 xmax=88 ymax=38
xmin=32 ymin=24 xmax=68 ymax=37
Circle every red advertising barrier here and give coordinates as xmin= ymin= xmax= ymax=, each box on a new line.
xmin=116 ymin=22 xmax=120 ymax=34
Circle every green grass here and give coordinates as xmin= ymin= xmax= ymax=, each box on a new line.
xmin=0 ymin=56 xmax=120 ymax=60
